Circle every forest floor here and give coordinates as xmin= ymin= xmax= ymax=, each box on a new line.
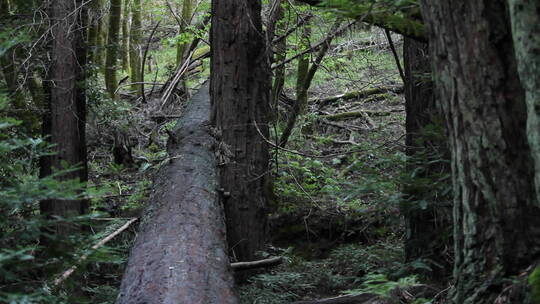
xmin=77 ymin=31 xmax=445 ymax=304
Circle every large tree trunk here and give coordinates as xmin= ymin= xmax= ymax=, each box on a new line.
xmin=210 ymin=0 xmax=271 ymax=262
xmin=420 ymin=1 xmax=540 ymax=303
xmin=117 ymin=84 xmax=238 ymax=304
xmin=40 ymin=0 xmax=88 ymax=235
xmin=402 ymin=37 xmax=451 ymax=280
xmin=507 ymin=0 xmax=540 ymax=205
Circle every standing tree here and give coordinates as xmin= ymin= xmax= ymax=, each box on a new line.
xmin=420 ymin=1 xmax=540 ymax=302
xmin=129 ymin=0 xmax=142 ymax=94
xmin=507 ymin=0 xmax=540 ymax=205
xmin=210 ymin=0 xmax=271 ymax=262
xmin=105 ymin=0 xmax=122 ymax=97
xmin=40 ymin=0 xmax=88 ymax=236
xmin=401 ymin=37 xmax=452 ymax=280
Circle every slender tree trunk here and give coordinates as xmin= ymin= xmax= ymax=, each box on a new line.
xmin=270 ymin=0 xmax=286 ymax=113
xmin=121 ymin=0 xmax=130 ymax=73
xmin=210 ymin=0 xmax=271 ymax=262
xmin=87 ymin=0 xmax=101 ymax=66
xmin=279 ymin=19 xmax=341 ymax=147
xmin=40 ymin=0 xmax=88 ymax=236
xmin=105 ymin=0 xmax=122 ymax=97
xmin=402 ymin=37 xmax=451 ymax=280
xmin=507 ymin=0 xmax=540 ymax=206
xmin=98 ymin=4 xmax=107 ymax=72
xmin=176 ymin=0 xmax=194 ymax=66
xmin=129 ymin=0 xmax=142 ymax=94
xmin=420 ymin=1 xmax=540 ymax=303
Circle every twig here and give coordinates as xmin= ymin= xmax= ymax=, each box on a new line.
xmin=384 ymin=29 xmax=406 ymax=84
xmin=253 ymin=120 xmax=404 ymax=159
xmin=52 ymin=217 xmax=138 ymax=288
xmin=272 ymin=19 xmax=357 ymax=70
xmin=141 ymin=21 xmax=162 ymax=103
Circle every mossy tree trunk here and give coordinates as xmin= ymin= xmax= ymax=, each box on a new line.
xmin=402 ymin=37 xmax=452 ymax=281
xmin=105 ymin=0 xmax=122 ymax=97
xmin=129 ymin=0 xmax=142 ymax=94
xmin=176 ymin=0 xmax=194 ymax=66
xmin=211 ymin=0 xmax=271 ymax=262
xmin=507 ymin=0 xmax=540 ymax=206
xmin=420 ymin=1 xmax=540 ymax=303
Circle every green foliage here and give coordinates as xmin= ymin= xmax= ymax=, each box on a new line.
xmin=342 ymin=273 xmax=419 ymax=296
xmin=529 ymin=265 xmax=540 ymax=304
xmin=0 ymin=95 xmax=85 ymax=302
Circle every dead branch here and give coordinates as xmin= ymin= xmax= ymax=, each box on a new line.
xmin=320 ymin=109 xmax=403 ymax=121
xmin=231 ymin=256 xmax=283 ymax=271
xmin=313 ymin=86 xmax=403 ymax=108
xmin=272 ymin=19 xmax=358 ymax=70
xmin=53 ymin=217 xmax=138 ymax=288
xmin=292 ymin=293 xmax=379 ymax=304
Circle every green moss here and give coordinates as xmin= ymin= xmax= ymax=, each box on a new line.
xmin=529 ymin=265 xmax=540 ymax=304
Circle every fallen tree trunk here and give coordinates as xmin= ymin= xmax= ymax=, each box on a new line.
xmin=116 ymin=83 xmax=238 ymax=304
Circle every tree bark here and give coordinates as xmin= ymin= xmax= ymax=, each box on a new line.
xmin=210 ymin=0 xmax=271 ymax=262
xmin=419 ymin=1 xmax=540 ymax=303
xmin=40 ymin=0 xmax=88 ymax=236
xmin=116 ymin=84 xmax=238 ymax=304
xmin=402 ymin=37 xmax=451 ymax=280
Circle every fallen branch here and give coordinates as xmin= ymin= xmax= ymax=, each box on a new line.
xmin=231 ymin=256 xmax=283 ymax=271
xmin=313 ymin=86 xmax=403 ymax=108
xmin=320 ymin=109 xmax=403 ymax=121
xmin=292 ymin=293 xmax=379 ymax=304
xmin=53 ymin=217 xmax=139 ymax=288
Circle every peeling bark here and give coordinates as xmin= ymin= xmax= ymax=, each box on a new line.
xmin=116 ymin=84 xmax=238 ymax=304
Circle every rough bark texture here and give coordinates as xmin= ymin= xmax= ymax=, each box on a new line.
xmin=507 ymin=0 xmax=540 ymax=206
xmin=116 ymin=84 xmax=238 ymax=304
xmin=40 ymin=0 xmax=88 ymax=234
xmin=420 ymin=1 xmax=540 ymax=303
xmin=402 ymin=37 xmax=451 ymax=280
xmin=210 ymin=0 xmax=271 ymax=262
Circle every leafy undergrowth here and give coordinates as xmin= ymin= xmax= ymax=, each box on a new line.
xmin=237 ymin=27 xmax=443 ymax=304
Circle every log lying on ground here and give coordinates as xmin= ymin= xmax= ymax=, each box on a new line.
xmin=116 ymin=83 xmax=238 ymax=304
xmin=313 ymin=86 xmax=403 ymax=108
